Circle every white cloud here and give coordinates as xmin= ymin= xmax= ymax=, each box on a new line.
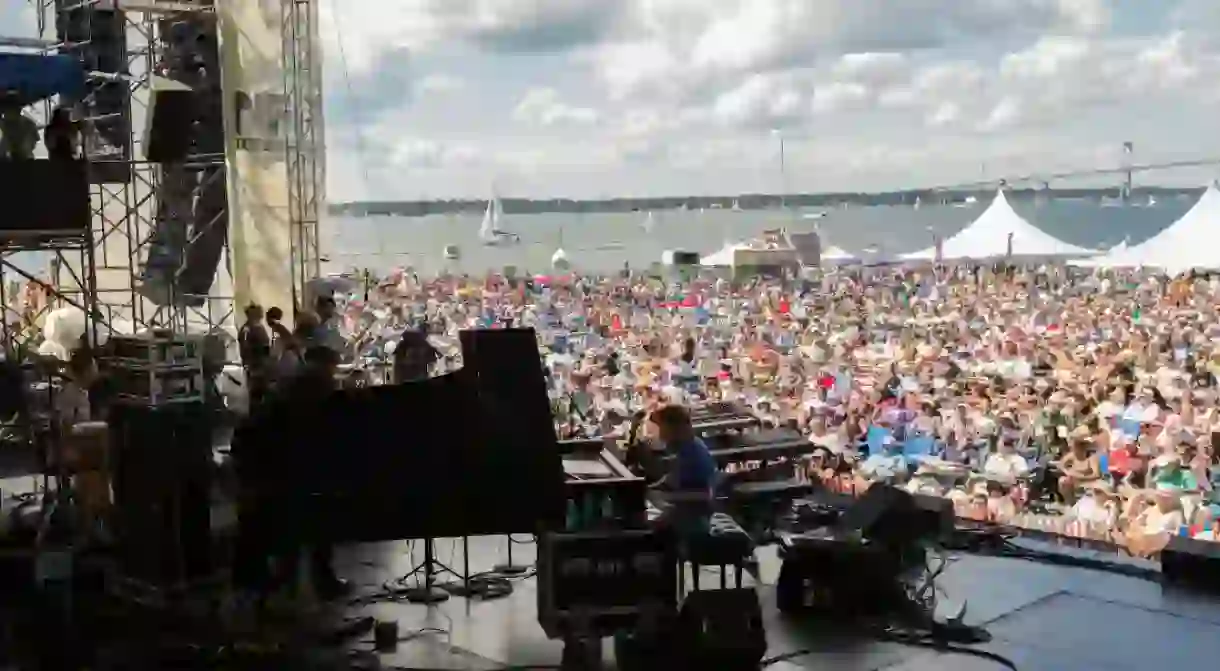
xmin=313 ymin=0 xmax=1220 ymax=198
xmin=414 ymin=74 xmax=464 ymax=96
xmin=513 ymin=88 xmax=599 ymax=126
xmin=389 ymin=138 xmax=480 ymax=170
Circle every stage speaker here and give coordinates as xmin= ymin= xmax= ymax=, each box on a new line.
xmin=110 ymin=402 xmax=212 ymax=586
xmin=144 ymin=75 xmax=195 ymax=163
xmin=1162 ymin=536 xmax=1220 ymax=594
xmin=669 ymin=251 xmax=700 ymax=266
xmin=838 ymin=484 xmax=946 ymax=546
xmin=0 ymin=160 xmax=90 ymax=243
xmin=677 ymin=589 xmax=767 ymax=669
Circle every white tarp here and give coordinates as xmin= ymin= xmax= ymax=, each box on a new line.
xmin=218 ymin=0 xmax=296 ymax=321
xmin=1079 ymin=183 xmax=1220 ymax=273
xmin=902 ymin=189 xmax=1096 ymax=260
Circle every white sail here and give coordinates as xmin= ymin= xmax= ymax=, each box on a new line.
xmin=551 ymin=224 xmax=570 ymax=269
xmin=480 ymin=194 xmax=518 ymax=245
xmin=641 ymin=211 xmax=655 ymax=233
xmin=479 ymin=199 xmax=496 ymax=241
xmin=492 ymin=196 xmax=507 ymax=233
xmin=732 ymin=199 xmax=742 ymax=212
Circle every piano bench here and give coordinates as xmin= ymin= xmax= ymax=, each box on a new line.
xmin=678 ymin=513 xmax=755 ymax=595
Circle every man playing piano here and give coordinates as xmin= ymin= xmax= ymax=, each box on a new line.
xmin=648 ymin=404 xmax=719 ymax=535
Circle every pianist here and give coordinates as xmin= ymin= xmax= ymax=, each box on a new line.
xmin=647 ymin=404 xmax=718 ymax=536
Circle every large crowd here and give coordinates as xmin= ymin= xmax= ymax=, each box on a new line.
xmin=251 ymin=263 xmax=1220 ymax=558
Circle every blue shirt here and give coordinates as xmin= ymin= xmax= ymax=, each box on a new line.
xmin=672 ymin=437 xmax=718 ymax=492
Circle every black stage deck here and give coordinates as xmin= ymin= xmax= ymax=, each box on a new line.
xmin=332 ymin=535 xmax=1220 ymax=670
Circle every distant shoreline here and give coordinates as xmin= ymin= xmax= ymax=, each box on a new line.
xmin=329 ymin=187 xmax=1201 ymax=218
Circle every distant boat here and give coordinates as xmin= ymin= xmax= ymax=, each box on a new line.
xmin=913 ymin=196 xmax=922 ymax=210
xmin=731 ymin=199 xmax=743 ymax=212
xmin=442 ymin=244 xmax=460 ymax=260
xmin=802 ymin=211 xmax=827 ymax=220
xmin=479 ymin=194 xmax=520 ymax=246
xmin=551 ymin=225 xmax=570 ymax=270
xmin=641 ymin=211 xmax=655 ymax=233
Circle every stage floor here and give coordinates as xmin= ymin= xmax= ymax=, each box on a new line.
xmin=333 ymin=535 xmax=1220 ymax=670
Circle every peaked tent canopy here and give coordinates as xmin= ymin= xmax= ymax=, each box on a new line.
xmin=821 ymin=245 xmax=861 ymax=264
xmin=0 ymin=52 xmax=85 ymax=105
xmin=902 ymin=189 xmax=1096 ymax=260
xmin=1082 ymin=182 xmax=1220 ymax=273
xmin=701 ymin=242 xmax=749 ymax=267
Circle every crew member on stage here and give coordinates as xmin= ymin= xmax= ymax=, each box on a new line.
xmin=311 ymin=295 xmax=347 ymax=357
xmin=647 ymin=404 xmax=718 ymax=536
xmin=232 ymin=345 xmax=350 ymax=601
xmin=392 ymin=328 xmax=439 ymax=383
xmin=238 ymin=303 xmax=271 ymax=407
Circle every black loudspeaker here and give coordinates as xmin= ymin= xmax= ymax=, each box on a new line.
xmin=144 ymin=75 xmax=195 ymax=163
xmin=110 ymin=402 xmax=213 ymax=586
xmin=676 ymin=589 xmax=767 ymax=669
xmin=1162 ymin=536 xmax=1220 ymax=594
xmin=0 ymin=160 xmax=90 ymax=243
xmin=838 ymin=484 xmax=946 ymax=546
xmin=670 ymin=251 xmax=701 ymax=266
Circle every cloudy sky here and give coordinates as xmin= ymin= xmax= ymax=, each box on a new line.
xmin=5 ymin=1 xmax=1220 ymax=200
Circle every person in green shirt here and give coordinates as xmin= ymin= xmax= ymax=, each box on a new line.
xmin=1151 ymin=453 xmax=1198 ymax=492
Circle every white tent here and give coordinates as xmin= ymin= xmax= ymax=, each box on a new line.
xmin=821 ymin=245 xmax=861 ymax=264
xmin=1080 ymin=182 xmax=1220 ymax=273
xmin=701 ymin=242 xmax=749 ymax=267
xmin=902 ymin=189 xmax=1096 ymax=260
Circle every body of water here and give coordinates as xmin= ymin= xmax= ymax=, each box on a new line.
xmin=321 ymin=196 xmax=1195 ymax=276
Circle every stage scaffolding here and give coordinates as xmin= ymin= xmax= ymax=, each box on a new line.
xmin=282 ymin=0 xmax=324 ymax=304
xmin=3 ymin=0 xmax=324 ymax=354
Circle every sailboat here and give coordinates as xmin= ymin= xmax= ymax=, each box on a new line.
xmin=731 ymin=199 xmax=743 ymax=212
xmin=551 ymin=225 xmax=570 ymax=270
xmin=479 ymin=194 xmax=520 ymax=246
xmin=641 ymin=211 xmax=655 ymax=233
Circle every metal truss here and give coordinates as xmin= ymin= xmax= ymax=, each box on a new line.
xmin=9 ymin=0 xmax=236 ymax=348
xmin=282 ymin=0 xmax=324 ymax=307
xmin=3 ymin=0 xmax=322 ymax=353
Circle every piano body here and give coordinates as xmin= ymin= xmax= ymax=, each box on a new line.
xmin=232 ymin=330 xmax=567 ymax=549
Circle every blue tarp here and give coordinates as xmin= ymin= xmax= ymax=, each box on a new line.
xmin=0 ymin=52 xmax=86 ymax=104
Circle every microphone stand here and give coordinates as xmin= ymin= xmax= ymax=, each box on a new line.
xmin=493 ymin=534 xmax=529 ymax=575
xmin=403 ymin=536 xmax=464 ymax=604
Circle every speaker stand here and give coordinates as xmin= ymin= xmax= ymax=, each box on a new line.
xmin=403 ymin=537 xmax=462 ymax=604
xmin=493 ymin=534 xmax=530 ymax=575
